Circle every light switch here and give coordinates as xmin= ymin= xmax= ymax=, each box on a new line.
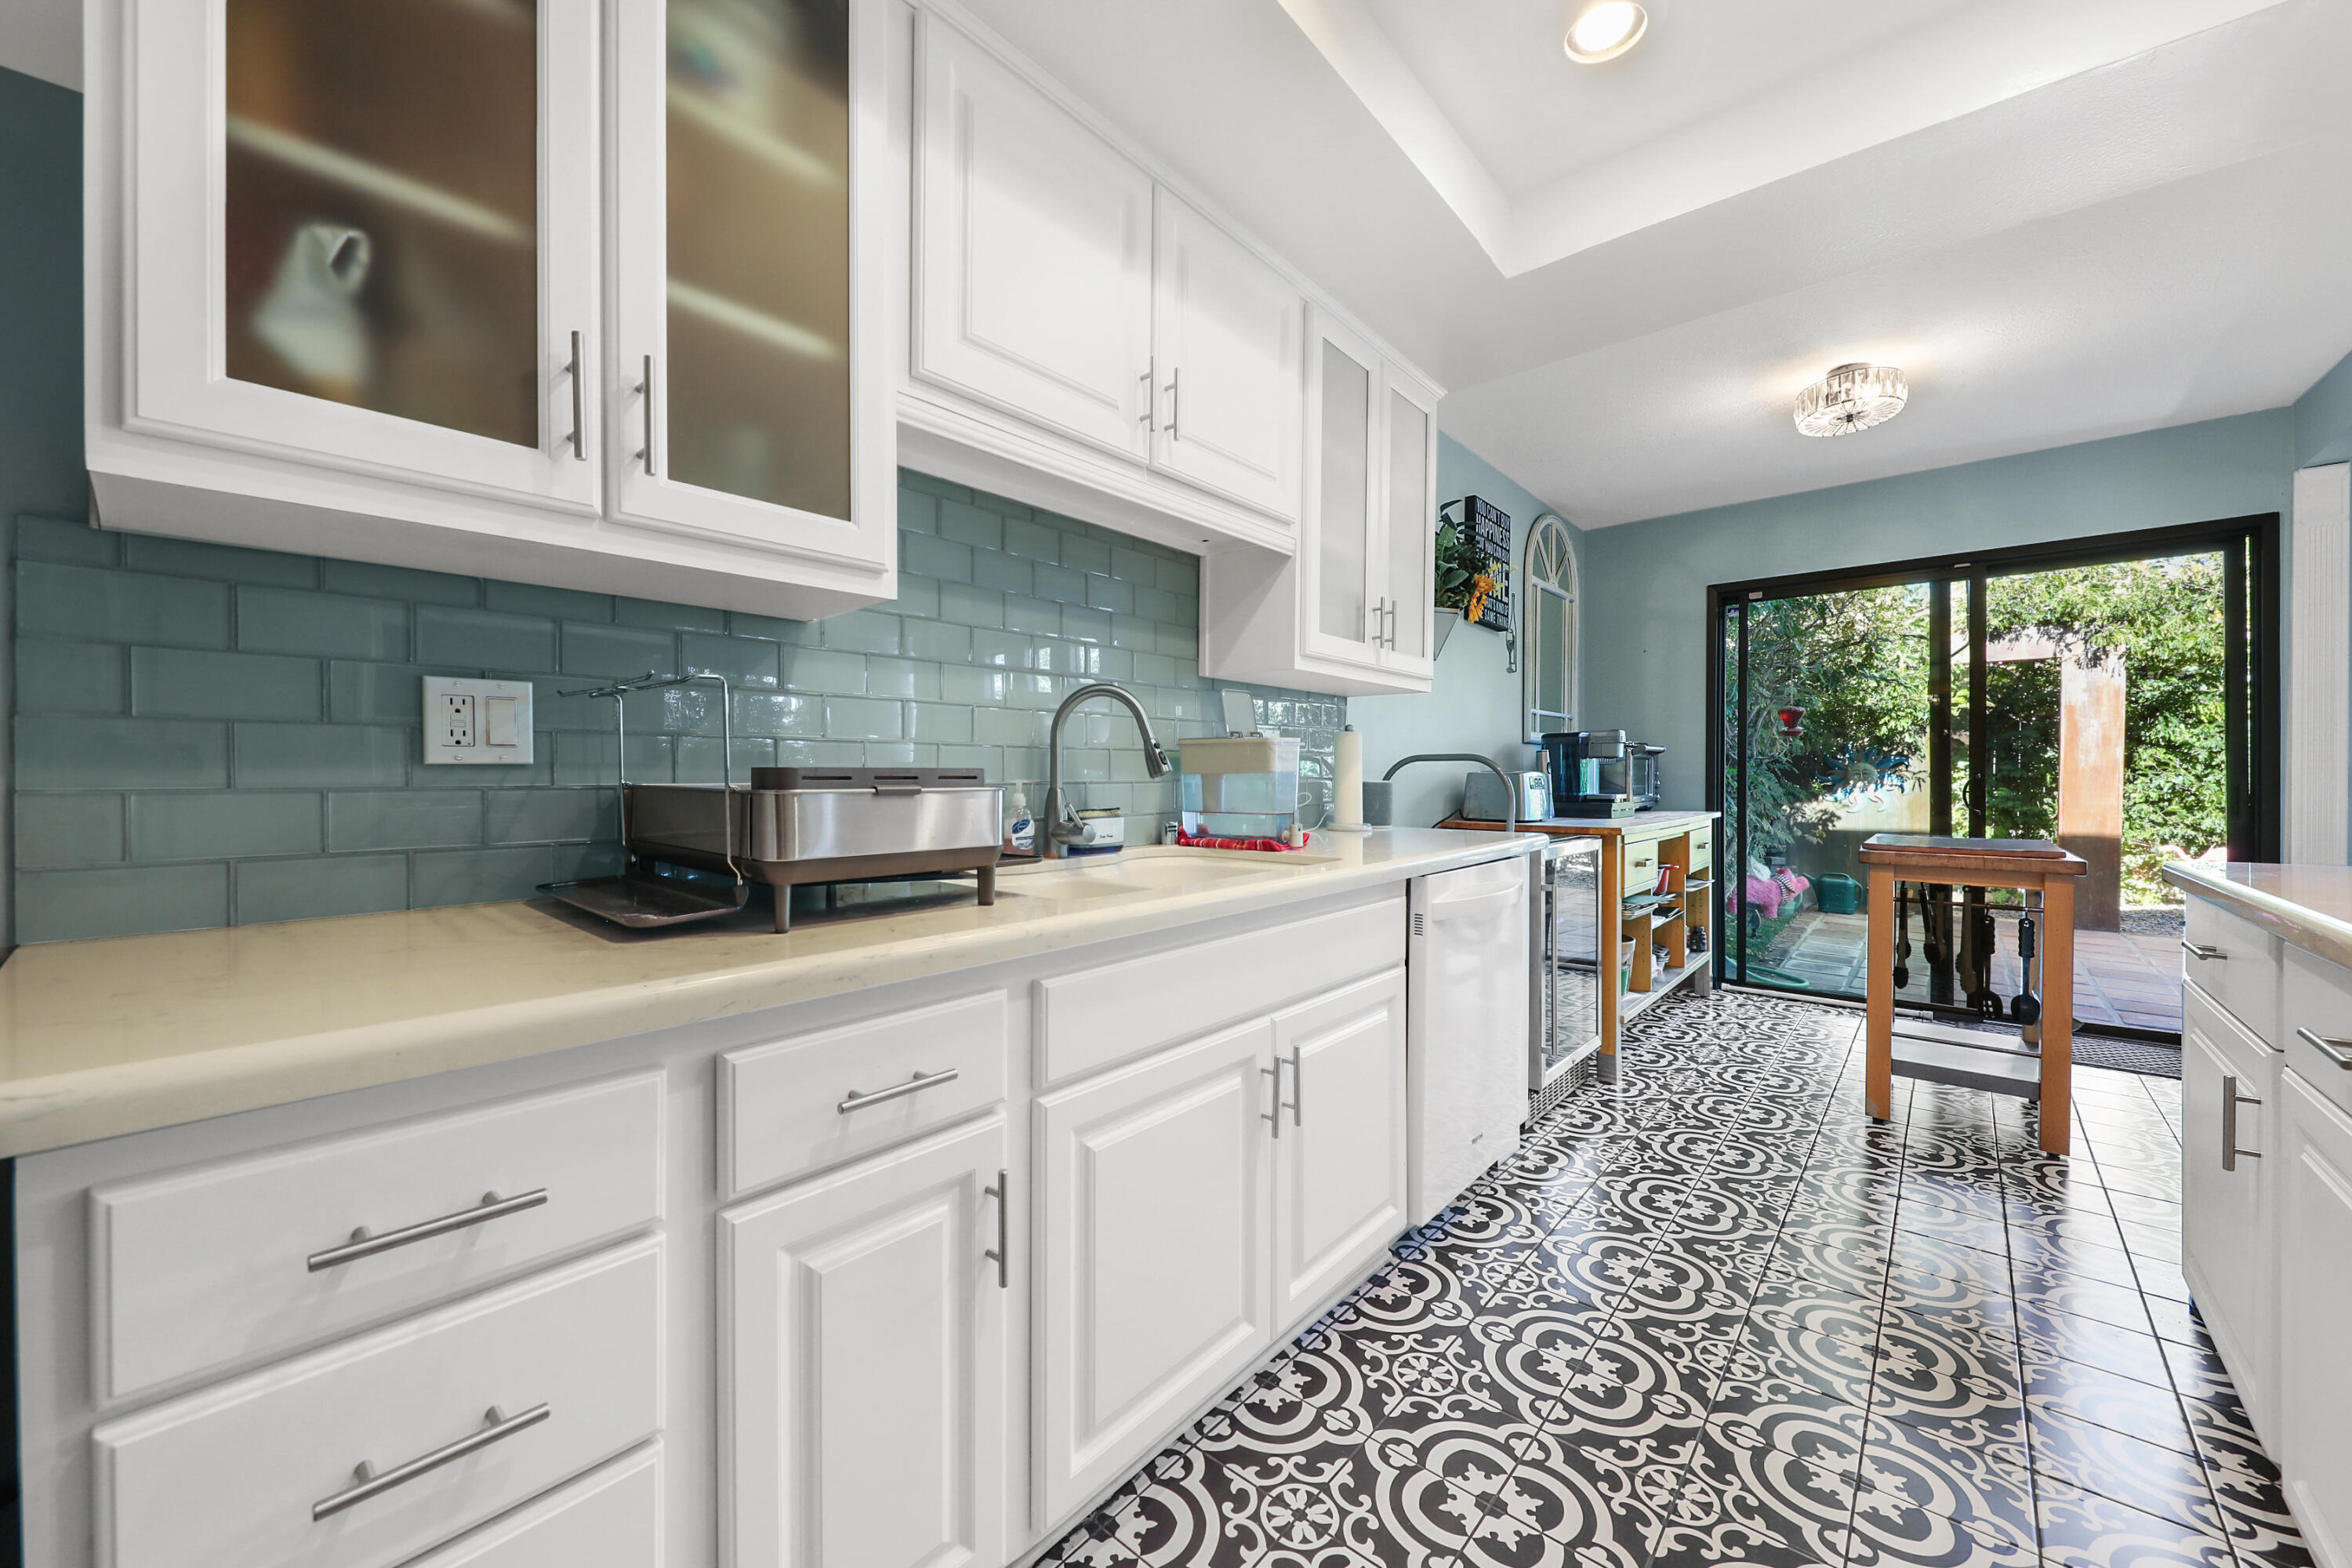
xmin=422 ymin=677 xmax=534 ymax=765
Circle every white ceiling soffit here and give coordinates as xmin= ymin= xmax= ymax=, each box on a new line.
xmin=1283 ymin=0 xmax=2296 ymax=279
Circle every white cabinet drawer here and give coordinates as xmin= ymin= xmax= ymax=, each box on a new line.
xmin=94 ymin=1239 xmax=662 ymax=1568
xmin=2281 ymin=943 xmax=2352 ymax=1120
xmin=721 ymin=992 xmax=1008 ymax=1197
xmin=2183 ymin=897 xmax=2280 ymax=1044
xmin=93 ymin=1072 xmax=664 ymax=1401
xmin=1036 ymin=895 xmax=1404 ymax=1087
xmin=408 ymin=1446 xmax=660 ymax=1567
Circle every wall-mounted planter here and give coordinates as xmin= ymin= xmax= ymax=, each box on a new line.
xmin=1431 ymin=608 xmax=1462 ymax=659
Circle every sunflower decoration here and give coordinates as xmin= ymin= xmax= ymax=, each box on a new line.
xmin=1435 ymin=519 xmax=1508 ymax=627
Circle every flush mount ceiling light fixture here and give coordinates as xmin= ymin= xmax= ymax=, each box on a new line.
xmin=1564 ymin=1 xmax=1648 ymax=64
xmin=1794 ymin=361 xmax=1909 ymax=437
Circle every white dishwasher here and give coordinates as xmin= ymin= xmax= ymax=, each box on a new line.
xmin=1407 ymin=853 xmax=1534 ymax=1224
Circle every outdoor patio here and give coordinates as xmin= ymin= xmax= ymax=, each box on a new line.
xmin=1737 ymin=905 xmax=2186 ymax=1033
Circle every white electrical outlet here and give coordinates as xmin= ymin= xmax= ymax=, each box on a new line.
xmin=422 ymin=677 xmax=534 ymax=765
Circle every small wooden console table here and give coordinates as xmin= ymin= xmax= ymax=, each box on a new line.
xmin=1858 ymin=834 xmax=2086 ymax=1156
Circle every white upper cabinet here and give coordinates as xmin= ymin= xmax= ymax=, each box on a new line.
xmin=913 ymin=13 xmax=1155 ymax=460
xmin=1149 ymin=191 xmax=1303 ymax=522
xmin=607 ymin=0 xmax=897 ymax=576
xmin=1379 ymin=365 xmax=1439 ymax=679
xmin=115 ymin=0 xmax=603 ymax=510
xmin=1200 ymin=310 xmax=1440 ymax=696
xmin=1299 ymin=312 xmax=1381 ymax=667
xmin=85 ymin=0 xmax=896 ymax=619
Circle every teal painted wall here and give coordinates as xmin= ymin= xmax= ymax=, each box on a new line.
xmin=2296 ymin=346 xmax=2352 ymax=468
xmin=0 ymin=66 xmax=91 ymax=949
xmin=1580 ymin=408 xmax=2299 ymax=810
xmin=1354 ymin=434 xmax=1581 ymax=827
xmin=0 ymin=64 xmax=1339 ymax=945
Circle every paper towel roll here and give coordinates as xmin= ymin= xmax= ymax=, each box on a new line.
xmin=1334 ymin=725 xmax=1363 ymax=829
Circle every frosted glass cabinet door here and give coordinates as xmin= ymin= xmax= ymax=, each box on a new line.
xmin=123 ymin=0 xmax=601 ymax=509
xmin=1301 ymin=313 xmax=1379 ymax=667
xmin=1380 ymin=366 xmax=1439 ymax=677
xmin=609 ymin=0 xmax=895 ymax=571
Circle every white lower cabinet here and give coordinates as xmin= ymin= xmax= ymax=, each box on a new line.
xmin=2277 ymin=1069 xmax=2352 ymax=1568
xmin=1033 ymin=1017 xmax=1278 ymax=1526
xmin=719 ymin=1116 xmax=1010 ymax=1568
xmin=2180 ymin=985 xmax=2276 ymax=1428
xmin=408 ymin=1446 xmax=662 ymax=1568
xmin=1272 ymin=970 xmax=1409 ymax=1324
xmin=92 ymin=1238 xmax=662 ymax=1568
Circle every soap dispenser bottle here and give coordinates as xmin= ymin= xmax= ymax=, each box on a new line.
xmin=1005 ymin=786 xmax=1035 ymax=855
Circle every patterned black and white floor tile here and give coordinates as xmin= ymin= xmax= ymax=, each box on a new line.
xmin=1036 ymin=988 xmax=2309 ymax=1568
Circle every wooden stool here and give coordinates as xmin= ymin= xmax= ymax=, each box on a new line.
xmin=1858 ymin=834 xmax=2088 ymax=1156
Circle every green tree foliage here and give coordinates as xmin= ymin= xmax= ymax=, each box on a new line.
xmin=1726 ymin=554 xmax=2227 ymax=908
xmin=1983 ymin=555 xmax=2227 ymax=905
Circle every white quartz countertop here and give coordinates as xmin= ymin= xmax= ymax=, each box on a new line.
xmin=2162 ymin=861 xmax=2352 ymax=971
xmin=0 ymin=829 xmax=1538 ymax=1158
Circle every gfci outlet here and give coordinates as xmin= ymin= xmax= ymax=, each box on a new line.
xmin=421 ymin=677 xmax=535 ymax=765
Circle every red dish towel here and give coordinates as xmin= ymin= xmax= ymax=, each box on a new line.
xmin=1174 ymin=829 xmax=1314 ymax=853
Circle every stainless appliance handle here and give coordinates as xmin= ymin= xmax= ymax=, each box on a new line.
xmin=983 ymin=1169 xmax=1009 ymax=1290
xmin=313 ymin=1403 xmax=550 ymax=1521
xmin=564 ymin=330 xmax=585 ymax=461
xmin=309 ymin=1188 xmax=549 ymax=1272
xmin=2223 ymin=1074 xmax=2262 ymax=1171
xmin=837 ymin=1068 xmax=960 ymax=1114
xmin=2182 ymin=941 xmax=2227 ymax=962
xmin=2296 ymin=1027 xmax=2352 ymax=1069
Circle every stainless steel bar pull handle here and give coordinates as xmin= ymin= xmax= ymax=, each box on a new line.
xmin=1167 ymin=368 xmax=1180 ymax=439
xmin=1140 ymin=361 xmax=1156 ymax=433
xmin=1288 ymin=1046 xmax=1304 ymax=1127
xmin=837 ymin=1068 xmax=960 ymax=1114
xmin=1262 ymin=1062 xmax=1283 ymax=1138
xmin=637 ymin=354 xmax=657 ymax=475
xmin=308 ymin=1189 xmax=550 ymax=1272
xmin=313 ymin=1403 xmax=550 ymax=1521
xmin=2181 ymin=941 xmax=2226 ymax=961
xmin=983 ymin=1169 xmax=1009 ymax=1290
xmin=2222 ymin=1073 xmax=2262 ymax=1171
xmin=564 ymin=330 xmax=586 ymax=461
xmin=2297 ymin=1027 xmax=2352 ymax=1069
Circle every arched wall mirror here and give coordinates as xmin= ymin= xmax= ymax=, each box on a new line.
xmin=1521 ymin=513 xmax=1577 ymax=743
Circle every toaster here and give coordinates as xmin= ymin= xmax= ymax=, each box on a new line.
xmin=1461 ymin=770 xmax=1552 ymax=824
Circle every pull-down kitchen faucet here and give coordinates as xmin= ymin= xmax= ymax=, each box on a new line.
xmin=1045 ymin=682 xmax=1172 ymax=856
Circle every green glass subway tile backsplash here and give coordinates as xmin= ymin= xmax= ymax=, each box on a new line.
xmin=11 ymin=470 xmax=1345 ymax=943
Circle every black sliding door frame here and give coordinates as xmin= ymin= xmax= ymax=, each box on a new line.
xmin=1704 ymin=513 xmax=2282 ymax=1039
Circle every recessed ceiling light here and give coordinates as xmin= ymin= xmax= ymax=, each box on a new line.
xmin=1564 ymin=2 xmax=1648 ymax=64
xmin=1795 ymin=362 xmax=1910 ymax=437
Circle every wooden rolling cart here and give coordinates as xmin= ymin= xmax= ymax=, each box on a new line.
xmin=1443 ymin=809 xmax=1720 ymax=1081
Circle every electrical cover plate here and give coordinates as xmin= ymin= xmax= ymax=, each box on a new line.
xmin=422 ymin=677 xmax=535 ymax=765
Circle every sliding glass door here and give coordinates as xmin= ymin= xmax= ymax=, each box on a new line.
xmin=1709 ymin=517 xmax=2278 ymax=1040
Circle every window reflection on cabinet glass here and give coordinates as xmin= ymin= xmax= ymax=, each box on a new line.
xmin=1317 ymin=341 xmax=1371 ymax=643
xmin=666 ymin=0 xmax=852 ymax=519
xmin=223 ymin=0 xmax=541 ymax=448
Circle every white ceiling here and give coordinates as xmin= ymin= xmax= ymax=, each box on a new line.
xmin=960 ymin=0 xmax=2352 ymax=525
